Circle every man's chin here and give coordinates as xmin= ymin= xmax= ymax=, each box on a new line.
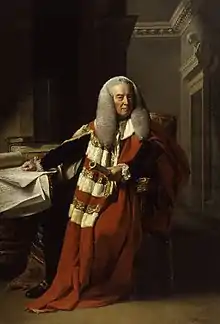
xmin=117 ymin=113 xmax=130 ymax=120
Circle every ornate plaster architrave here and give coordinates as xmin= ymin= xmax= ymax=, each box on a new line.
xmin=188 ymin=70 xmax=204 ymax=95
xmin=180 ymin=54 xmax=200 ymax=80
xmin=132 ymin=0 xmax=192 ymax=38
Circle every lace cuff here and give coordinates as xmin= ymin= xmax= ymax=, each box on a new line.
xmin=118 ymin=163 xmax=131 ymax=182
xmin=34 ymin=157 xmax=44 ymax=172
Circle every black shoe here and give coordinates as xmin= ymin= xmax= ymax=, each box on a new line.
xmin=25 ymin=280 xmax=50 ymax=299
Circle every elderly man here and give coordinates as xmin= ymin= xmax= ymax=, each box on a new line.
xmin=23 ymin=76 xmax=189 ymax=313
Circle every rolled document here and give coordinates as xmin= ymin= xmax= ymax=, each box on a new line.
xmin=89 ymin=161 xmax=111 ymax=177
xmin=0 ymin=152 xmax=25 ymax=169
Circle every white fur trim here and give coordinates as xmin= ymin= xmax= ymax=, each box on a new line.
xmin=86 ymin=140 xmax=110 ymax=166
xmin=77 ymin=172 xmax=114 ymax=198
xmin=69 ymin=207 xmax=99 ymax=227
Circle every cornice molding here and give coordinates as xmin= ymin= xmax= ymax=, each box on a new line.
xmin=133 ymin=0 xmax=192 ymax=38
xmin=133 ymin=22 xmax=178 ymax=38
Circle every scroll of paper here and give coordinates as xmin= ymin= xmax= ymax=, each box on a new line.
xmin=0 ymin=151 xmax=25 ymax=169
xmin=0 ymin=152 xmax=55 ymax=218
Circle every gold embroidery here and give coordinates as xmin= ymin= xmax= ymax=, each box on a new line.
xmin=81 ymin=167 xmax=94 ymax=179
xmin=79 ymin=167 xmax=113 ymax=198
xmin=136 ymin=177 xmax=151 ymax=193
xmin=63 ymin=124 xmax=92 ymax=143
xmin=81 ymin=167 xmax=109 ymax=185
xmin=90 ymin=132 xmax=103 ymax=148
xmin=72 ymin=197 xmax=101 ymax=214
xmin=103 ymin=180 xmax=114 ymax=198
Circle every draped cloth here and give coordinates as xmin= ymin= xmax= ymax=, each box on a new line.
xmin=26 ymin=121 xmax=189 ymax=313
xmin=142 ymin=120 xmax=190 ymax=234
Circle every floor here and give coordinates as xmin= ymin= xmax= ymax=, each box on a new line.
xmin=1 ymin=281 xmax=220 ymax=324
xmin=2 ymin=213 xmax=220 ymax=324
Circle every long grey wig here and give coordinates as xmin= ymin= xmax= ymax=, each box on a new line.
xmin=95 ymin=76 xmax=150 ymax=147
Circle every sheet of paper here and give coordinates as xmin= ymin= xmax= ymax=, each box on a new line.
xmin=0 ymin=166 xmax=56 ymax=188
xmin=0 ymin=151 xmax=56 ymax=218
xmin=0 ymin=173 xmax=52 ymax=218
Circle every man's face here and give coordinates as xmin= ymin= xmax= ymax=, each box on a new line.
xmin=111 ymin=83 xmax=134 ymax=119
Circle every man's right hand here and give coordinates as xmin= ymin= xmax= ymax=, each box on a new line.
xmin=21 ymin=158 xmax=38 ymax=171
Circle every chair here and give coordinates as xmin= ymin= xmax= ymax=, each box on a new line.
xmin=133 ymin=112 xmax=177 ymax=298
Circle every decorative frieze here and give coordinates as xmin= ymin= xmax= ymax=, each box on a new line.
xmin=133 ymin=0 xmax=192 ymax=38
xmin=170 ymin=0 xmax=192 ymax=34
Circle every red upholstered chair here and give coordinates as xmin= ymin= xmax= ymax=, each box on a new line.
xmin=133 ymin=113 xmax=177 ymax=299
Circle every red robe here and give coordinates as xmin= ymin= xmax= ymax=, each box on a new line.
xmin=26 ymin=121 xmax=189 ymax=313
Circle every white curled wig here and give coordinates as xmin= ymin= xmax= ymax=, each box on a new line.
xmin=95 ymin=76 xmax=150 ymax=147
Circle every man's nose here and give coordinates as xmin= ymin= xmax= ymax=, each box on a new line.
xmin=123 ymin=96 xmax=128 ymax=105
